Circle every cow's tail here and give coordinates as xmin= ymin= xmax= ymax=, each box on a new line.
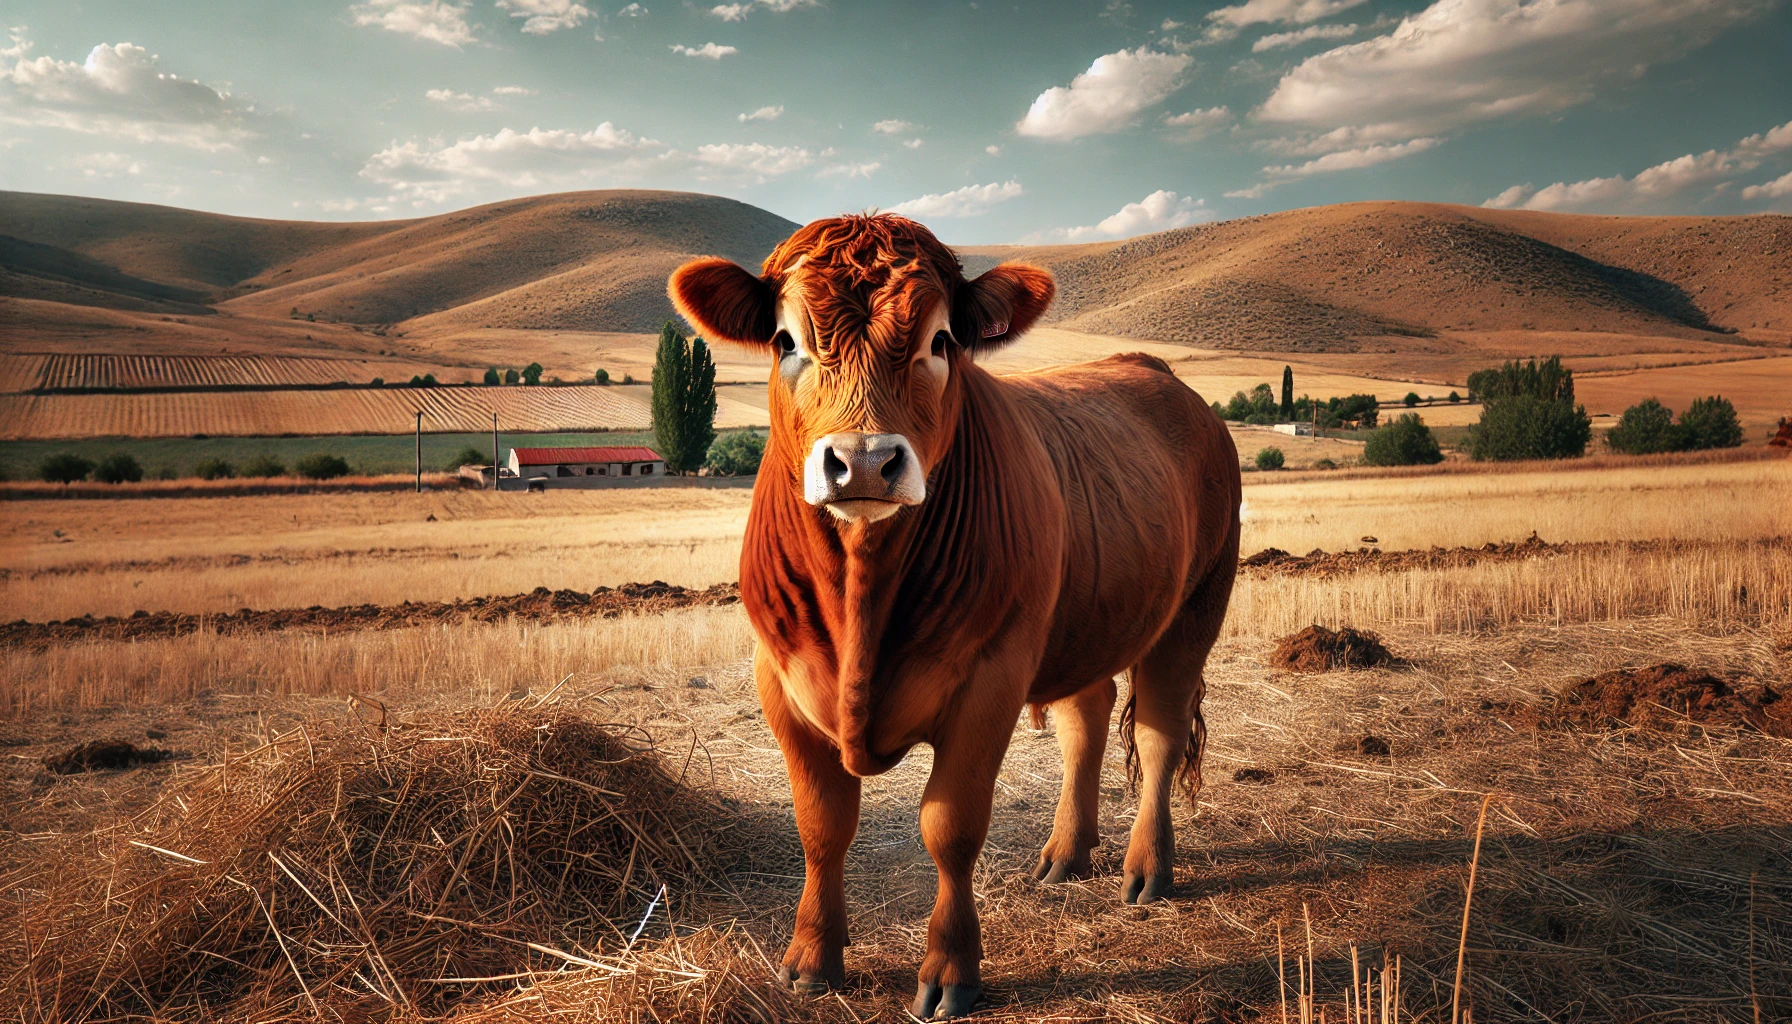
xmin=1119 ymin=681 xmax=1206 ymax=809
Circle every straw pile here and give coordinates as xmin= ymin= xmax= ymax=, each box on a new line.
xmin=4 ymin=700 xmax=792 ymax=1022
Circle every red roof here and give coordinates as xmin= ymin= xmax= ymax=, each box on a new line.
xmin=511 ymin=446 xmax=663 ymax=466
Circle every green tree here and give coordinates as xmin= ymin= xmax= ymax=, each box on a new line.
xmin=594 ymin=367 xmax=611 ymax=385
xmin=94 ymin=452 xmax=144 ymax=484
xmin=504 ymin=367 xmax=521 ymax=385
xmin=1403 ymin=392 xmax=1421 ymax=407
xmin=1255 ymin=446 xmax=1285 ymax=471
xmin=1467 ymin=357 xmax=1591 ymax=461
xmin=1677 ymin=395 xmax=1743 ymax=450
xmin=1362 ymin=413 xmax=1444 ymax=466
xmin=1279 ymin=366 xmax=1294 ymax=421
xmin=1606 ymin=398 xmax=1679 ymax=455
xmin=521 ymin=362 xmax=544 ymax=386
xmin=447 ymin=446 xmax=486 ymax=469
xmin=651 ymin=321 xmax=719 ymax=473
xmin=38 ymin=453 xmax=94 ymax=483
xmin=370 ymin=377 xmax=384 ymax=387
xmin=1448 ymin=391 xmax=1461 ymax=403
xmin=195 ymin=457 xmax=236 ymax=480
xmin=705 ymin=430 xmax=767 ymax=476
xmin=295 ymin=453 xmax=351 ymax=479
xmin=483 ymin=367 xmax=501 ymax=385
xmin=242 ymin=455 xmax=287 ymax=477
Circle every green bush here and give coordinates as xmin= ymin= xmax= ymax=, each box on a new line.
xmin=1678 ymin=395 xmax=1743 ymax=450
xmin=522 ymin=362 xmax=544 ymax=386
xmin=370 ymin=377 xmax=384 ymax=387
xmin=594 ymin=368 xmax=611 ymax=385
xmin=483 ymin=367 xmax=502 ymax=385
xmin=94 ymin=452 xmax=144 ymax=484
xmin=38 ymin=453 xmax=94 ymax=484
xmin=1606 ymin=398 xmax=1679 ymax=455
xmin=705 ymin=430 xmax=766 ymax=476
xmin=504 ymin=367 xmax=520 ymax=385
xmin=195 ymin=457 xmax=236 ymax=480
xmin=1312 ymin=458 xmax=1338 ymax=470
xmin=295 ymin=453 xmax=351 ymax=480
xmin=447 ymin=445 xmax=486 ymax=469
xmin=241 ymin=455 xmax=288 ymax=478
xmin=1403 ymin=392 xmax=1421 ymax=407
xmin=1467 ymin=357 xmax=1591 ymax=461
xmin=1220 ymin=383 xmax=1279 ymax=422
xmin=1362 ymin=413 xmax=1444 ymax=466
xmin=1255 ymin=446 xmax=1285 ymax=471
xmin=1448 ymin=391 xmax=1461 ymax=403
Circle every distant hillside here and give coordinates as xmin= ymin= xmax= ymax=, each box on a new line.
xmin=959 ymin=202 xmax=1792 ymax=352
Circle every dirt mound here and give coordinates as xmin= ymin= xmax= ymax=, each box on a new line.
xmin=1269 ymin=625 xmax=1399 ymax=673
xmin=2 ymin=579 xmax=742 ymax=650
xmin=7 ymin=702 xmax=773 ymax=1020
xmin=1241 ymin=532 xmax=1559 ymax=578
xmin=42 ymin=739 xmax=177 ymax=774
xmin=1553 ymin=664 xmax=1792 ymax=737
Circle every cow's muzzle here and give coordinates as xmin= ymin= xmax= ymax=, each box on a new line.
xmin=804 ymin=432 xmax=926 ymax=522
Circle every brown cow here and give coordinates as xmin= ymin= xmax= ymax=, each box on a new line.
xmin=669 ymin=214 xmax=1240 ymax=1019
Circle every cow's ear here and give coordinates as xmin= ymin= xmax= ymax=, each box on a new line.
xmin=953 ymin=262 xmax=1055 ymax=352
xmin=669 ymin=257 xmax=777 ymax=347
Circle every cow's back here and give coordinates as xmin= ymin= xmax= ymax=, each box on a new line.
xmin=1002 ymin=353 xmax=1240 ymax=701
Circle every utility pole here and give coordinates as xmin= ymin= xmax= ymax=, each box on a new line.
xmin=414 ymin=411 xmax=422 ymax=493
xmin=491 ymin=412 xmax=499 ymax=491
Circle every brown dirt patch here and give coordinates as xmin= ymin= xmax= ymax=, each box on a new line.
xmin=1551 ymin=663 xmax=1792 ymax=737
xmin=42 ymin=739 xmax=178 ymax=774
xmin=1268 ymin=625 xmax=1400 ymax=672
xmin=1 ymin=580 xmax=741 ymax=651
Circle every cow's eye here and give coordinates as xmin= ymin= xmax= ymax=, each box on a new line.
xmin=774 ymin=330 xmax=796 ymax=356
xmin=931 ymin=330 xmax=950 ymax=357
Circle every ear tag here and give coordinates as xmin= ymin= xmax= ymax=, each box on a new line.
xmin=982 ymin=320 xmax=1009 ymax=338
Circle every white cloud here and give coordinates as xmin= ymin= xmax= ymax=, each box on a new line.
xmin=497 ymin=0 xmax=590 ymax=34
xmin=711 ymin=3 xmax=752 ymax=19
xmin=1031 ymin=190 xmax=1211 ymax=242
xmin=360 ymin=122 xmax=664 ymax=203
xmin=1252 ymin=22 xmax=1357 ymax=51
xmin=710 ymin=0 xmax=815 ymax=16
xmin=737 ymin=104 xmax=782 ymax=122
xmin=2 ymin=41 xmax=252 ymax=150
xmin=888 ymin=179 xmax=1024 ymax=219
xmin=73 ymin=150 xmax=144 ymax=177
xmin=873 ymin=118 xmax=918 ymax=134
xmin=985 ymin=144 xmax=1001 ymax=156
xmin=1258 ymin=122 xmax=1410 ymax=156
xmin=1483 ymin=119 xmax=1792 ymax=210
xmin=1743 ymin=170 xmax=1792 ymax=201
xmin=1257 ymin=0 xmax=1768 ymax=139
xmin=349 ymin=0 xmax=477 ymax=47
xmin=616 ymin=3 xmax=647 ymax=15
xmin=670 ymin=42 xmax=736 ymax=59
xmin=818 ymin=160 xmax=879 ymax=179
xmin=491 ymin=85 xmax=536 ymax=96
xmin=1208 ymin=0 xmax=1367 ymax=30
xmin=1229 ymin=136 xmax=1440 ymax=197
xmin=426 ymin=87 xmax=497 ymax=112
xmin=1164 ymin=105 xmax=1230 ymax=139
xmin=691 ymin=141 xmax=814 ymax=181
xmin=1016 ymin=48 xmax=1191 ymax=140
xmin=902 ymin=138 xmax=923 ymax=149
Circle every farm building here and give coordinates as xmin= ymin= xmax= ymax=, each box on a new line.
xmin=504 ymin=446 xmax=665 ymax=489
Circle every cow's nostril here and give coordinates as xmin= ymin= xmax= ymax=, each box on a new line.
xmin=879 ymin=446 xmax=905 ymax=484
xmin=823 ymin=446 xmax=850 ymax=485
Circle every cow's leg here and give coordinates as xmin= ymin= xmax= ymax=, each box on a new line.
xmin=759 ymin=650 xmax=861 ymax=992
xmin=1032 ymin=676 xmax=1116 ymax=883
xmin=912 ymin=689 xmax=1019 ymax=1019
xmin=1120 ymin=556 xmax=1233 ymax=905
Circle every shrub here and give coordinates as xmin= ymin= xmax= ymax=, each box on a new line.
xmin=195 ymin=457 xmax=236 ymax=480
xmin=1467 ymin=357 xmax=1591 ymax=461
xmin=409 ymin=375 xmax=425 ymax=387
xmin=295 ymin=453 xmax=351 ymax=480
xmin=1313 ymin=458 xmax=1338 ymax=470
xmin=1606 ymin=398 xmax=1680 ymax=455
xmin=94 ymin=452 xmax=144 ymax=484
xmin=1403 ymin=392 xmax=1421 ymax=407
xmin=1255 ymin=446 xmax=1285 ymax=471
xmin=483 ymin=367 xmax=501 ymax=385
xmin=504 ymin=368 xmax=520 ymax=385
xmin=704 ymin=430 xmax=766 ymax=476
xmin=38 ymin=453 xmax=94 ymax=484
xmin=622 ymin=373 xmax=636 ymax=385
xmin=447 ymin=446 xmax=486 ymax=469
xmin=522 ymin=362 xmax=544 ymax=386
xmin=594 ymin=368 xmax=610 ymax=385
xmin=1448 ymin=391 xmax=1461 ymax=403
xmin=1678 ymin=395 xmax=1743 ymax=450
xmin=241 ymin=455 xmax=288 ymax=478
xmin=370 ymin=377 xmax=384 ymax=387
xmin=1362 ymin=413 xmax=1445 ymax=466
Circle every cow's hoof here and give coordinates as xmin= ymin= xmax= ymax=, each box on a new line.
xmin=1120 ymin=870 xmax=1173 ymax=904
xmin=778 ymin=963 xmax=840 ymax=994
xmin=1032 ymin=855 xmax=1090 ymax=884
xmin=912 ymin=979 xmax=982 ymax=1019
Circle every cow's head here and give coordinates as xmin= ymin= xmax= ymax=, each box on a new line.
xmin=669 ymin=214 xmax=1053 ymax=524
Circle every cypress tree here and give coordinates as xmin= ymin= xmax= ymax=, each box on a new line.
xmin=1279 ymin=366 xmax=1294 ymax=421
xmin=651 ymin=322 xmax=718 ymax=473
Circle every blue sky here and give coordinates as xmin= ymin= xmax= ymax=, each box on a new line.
xmin=2 ymin=0 xmax=1789 ymax=243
